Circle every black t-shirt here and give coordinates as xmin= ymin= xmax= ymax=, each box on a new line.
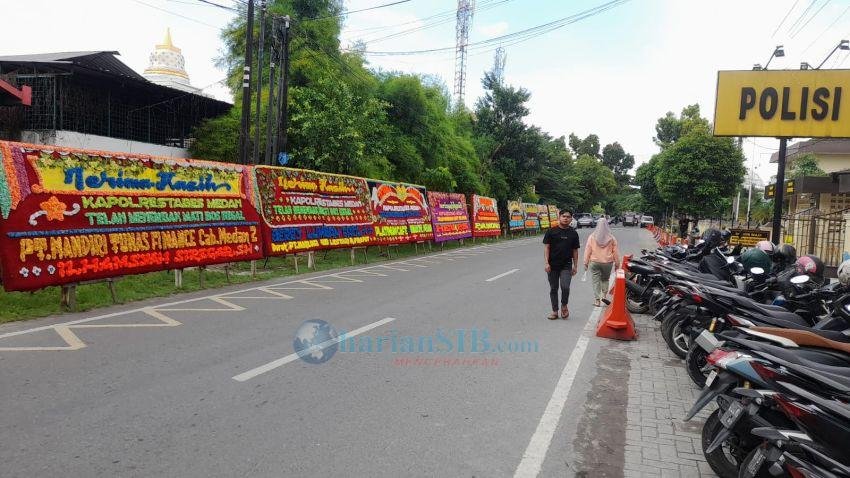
xmin=543 ymin=226 xmax=580 ymax=269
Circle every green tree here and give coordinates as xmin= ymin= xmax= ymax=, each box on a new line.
xmin=474 ymin=72 xmax=544 ymax=203
xmin=535 ymin=135 xmax=582 ymax=209
xmin=572 ymin=154 xmax=617 ymax=211
xmin=789 ymin=153 xmax=827 ymax=179
xmin=634 ymin=154 xmax=666 ymax=216
xmin=652 ymin=104 xmax=711 ymax=149
xmin=568 ymin=133 xmax=601 ymax=158
xmin=421 ymin=166 xmax=456 ymax=192
xmin=655 ymin=129 xmax=745 ymax=219
xmin=601 ymin=142 xmax=635 ymax=185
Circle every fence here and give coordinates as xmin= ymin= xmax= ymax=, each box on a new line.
xmin=782 ymin=207 xmax=848 ymax=276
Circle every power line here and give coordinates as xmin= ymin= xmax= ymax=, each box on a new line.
xmin=790 ymin=0 xmax=831 ymax=38
xmin=195 ymin=0 xmax=239 ymax=12
xmin=130 ymin=0 xmax=223 ymax=28
xmin=801 ymin=4 xmax=850 ymax=54
xmin=353 ymin=0 xmax=629 ymax=56
xmin=304 ymin=0 xmax=414 ymax=22
xmin=772 ymin=0 xmax=799 ymax=37
xmin=353 ymin=0 xmax=513 ymax=45
xmin=785 ymin=0 xmax=819 ymax=35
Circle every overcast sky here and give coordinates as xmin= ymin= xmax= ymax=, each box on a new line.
xmin=5 ymin=0 xmax=850 ymax=183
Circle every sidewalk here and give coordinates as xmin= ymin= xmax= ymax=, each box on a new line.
xmin=574 ymin=311 xmax=718 ymax=477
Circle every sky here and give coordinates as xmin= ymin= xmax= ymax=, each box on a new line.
xmin=4 ymin=0 xmax=850 ymax=184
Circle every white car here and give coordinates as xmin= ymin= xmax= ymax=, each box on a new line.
xmin=575 ymin=213 xmax=594 ymax=228
xmin=639 ymin=215 xmax=654 ymax=228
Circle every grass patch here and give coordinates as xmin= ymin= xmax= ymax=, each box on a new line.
xmin=0 ymin=235 xmax=529 ymax=324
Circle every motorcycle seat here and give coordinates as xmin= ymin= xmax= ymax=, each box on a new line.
xmin=753 ymin=349 xmax=850 ymax=393
xmin=726 ymin=295 xmax=810 ymax=327
xmin=750 ymin=327 xmax=850 ymax=353
xmin=734 ymin=339 xmax=850 ymax=377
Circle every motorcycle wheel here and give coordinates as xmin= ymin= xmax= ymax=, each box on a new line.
xmin=702 ymin=409 xmax=750 ymax=478
xmin=626 ymin=275 xmax=649 ymax=314
xmin=661 ymin=314 xmax=689 ymax=359
xmin=685 ymin=342 xmax=710 ymax=388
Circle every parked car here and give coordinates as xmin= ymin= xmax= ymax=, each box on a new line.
xmin=575 ymin=213 xmax=594 ymax=228
xmin=639 ymin=215 xmax=654 ymax=228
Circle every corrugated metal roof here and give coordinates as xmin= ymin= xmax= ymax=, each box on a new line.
xmin=0 ymin=51 xmax=145 ymax=81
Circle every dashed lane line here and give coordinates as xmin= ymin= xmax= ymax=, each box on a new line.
xmin=0 ymin=239 xmax=536 ymax=352
xmin=232 ymin=317 xmax=397 ymax=382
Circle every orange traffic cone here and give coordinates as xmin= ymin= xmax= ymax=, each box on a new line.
xmin=596 ymin=269 xmax=638 ymax=341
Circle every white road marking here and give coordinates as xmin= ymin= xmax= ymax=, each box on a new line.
xmin=0 ymin=238 xmax=533 ymax=351
xmin=485 ymin=269 xmax=520 ymax=282
xmin=513 ymin=307 xmax=600 ymax=478
xmin=232 ymin=317 xmax=397 ymax=382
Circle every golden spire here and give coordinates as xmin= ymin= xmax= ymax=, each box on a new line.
xmin=157 ymin=28 xmax=181 ymax=53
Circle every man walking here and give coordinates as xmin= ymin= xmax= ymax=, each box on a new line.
xmin=543 ymin=209 xmax=580 ymax=320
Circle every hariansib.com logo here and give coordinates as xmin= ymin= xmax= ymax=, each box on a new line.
xmin=292 ymin=319 xmax=539 ymax=364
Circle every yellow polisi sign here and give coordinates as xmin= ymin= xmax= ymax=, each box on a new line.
xmin=714 ymin=70 xmax=850 ymax=138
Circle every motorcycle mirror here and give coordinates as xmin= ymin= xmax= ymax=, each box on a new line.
xmin=790 ymin=275 xmax=809 ymax=285
xmin=750 ymin=267 xmax=765 ymax=275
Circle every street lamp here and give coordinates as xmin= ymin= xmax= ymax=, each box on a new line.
xmin=817 ymin=39 xmax=850 ymax=69
xmin=763 ymin=45 xmax=785 ymax=70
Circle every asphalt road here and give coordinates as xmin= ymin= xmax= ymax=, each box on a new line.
xmin=0 ymin=226 xmax=656 ymax=478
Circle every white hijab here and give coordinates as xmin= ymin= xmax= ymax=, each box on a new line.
xmin=593 ymin=217 xmax=613 ymax=247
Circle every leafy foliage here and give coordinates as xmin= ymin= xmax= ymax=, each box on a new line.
xmin=655 ymin=129 xmax=745 ymax=218
xmin=789 ymin=153 xmax=827 ymax=179
xmin=190 ymin=0 xmax=642 ymax=223
xmin=601 ymin=142 xmax=635 ymax=185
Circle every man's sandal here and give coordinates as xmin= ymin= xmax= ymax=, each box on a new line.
xmin=560 ymin=306 xmax=569 ymax=319
xmin=547 ymin=312 xmax=559 ymax=320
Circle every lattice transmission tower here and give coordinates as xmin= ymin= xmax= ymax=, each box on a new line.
xmin=493 ymin=46 xmax=506 ymax=83
xmin=453 ymin=0 xmax=475 ymax=106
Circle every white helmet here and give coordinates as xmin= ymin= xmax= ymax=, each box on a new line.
xmin=838 ymin=259 xmax=850 ymax=286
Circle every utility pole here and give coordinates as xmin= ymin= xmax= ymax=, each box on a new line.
xmin=238 ymin=0 xmax=256 ymax=165
xmin=453 ymin=0 xmax=474 ymax=106
xmin=771 ymin=138 xmax=789 ymax=244
xmin=253 ymin=0 xmax=266 ymax=165
xmin=274 ymin=15 xmax=291 ymax=164
xmin=264 ymin=16 xmax=278 ymax=165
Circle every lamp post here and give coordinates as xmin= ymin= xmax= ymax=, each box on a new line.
xmin=762 ymin=45 xmax=785 ymax=70
xmin=816 ymin=39 xmax=850 ymax=69
xmin=753 ymin=45 xmax=787 ymax=241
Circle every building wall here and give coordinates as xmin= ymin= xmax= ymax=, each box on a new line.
xmin=21 ymin=130 xmax=189 ymax=158
xmin=787 ymin=153 xmax=850 ymax=174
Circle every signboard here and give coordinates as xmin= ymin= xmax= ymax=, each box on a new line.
xmin=764 ymin=179 xmax=795 ymax=199
xmin=367 ymin=180 xmax=433 ymax=244
xmin=508 ymin=200 xmax=524 ymax=231
xmin=253 ymin=166 xmax=374 ymax=254
xmin=0 ymin=142 xmax=263 ymax=291
xmin=548 ymin=205 xmax=559 ymax=225
xmin=523 ymin=203 xmax=539 ymax=230
xmin=427 ymin=191 xmax=471 ymax=242
xmin=714 ymin=70 xmax=850 ymax=138
xmin=538 ymin=204 xmax=551 ymax=229
xmin=470 ymin=195 xmax=501 ymax=237
xmin=729 ymin=228 xmax=772 ymax=247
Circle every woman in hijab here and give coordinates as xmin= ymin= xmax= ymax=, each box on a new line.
xmin=583 ymin=218 xmax=620 ymax=307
